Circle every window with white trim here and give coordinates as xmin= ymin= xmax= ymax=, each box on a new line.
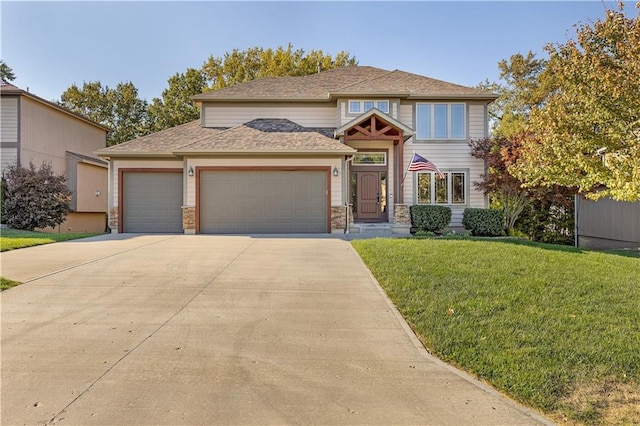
xmin=416 ymin=103 xmax=466 ymax=140
xmin=349 ymin=100 xmax=390 ymax=114
xmin=416 ymin=171 xmax=466 ymax=205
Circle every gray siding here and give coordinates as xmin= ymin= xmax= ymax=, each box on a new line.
xmin=1 ymin=97 xmax=19 ymax=143
xmin=1 ymin=147 xmax=18 ymax=173
xmin=577 ymin=196 xmax=640 ymax=249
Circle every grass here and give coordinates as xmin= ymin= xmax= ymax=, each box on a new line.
xmin=0 ymin=228 xmax=103 ymax=252
xmin=1 ymin=277 xmax=21 ymax=290
xmin=352 ymin=237 xmax=640 ymax=425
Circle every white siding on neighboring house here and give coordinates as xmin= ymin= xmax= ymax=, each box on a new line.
xmin=203 ymin=103 xmax=336 ymax=128
xmin=186 ymin=157 xmax=343 ymax=207
xmin=1 ymin=97 xmax=19 ymax=143
xmin=1 ymin=147 xmax=18 ymax=172
xmin=109 ymin=159 xmax=184 ymax=207
xmin=468 ymin=103 xmax=486 ymax=139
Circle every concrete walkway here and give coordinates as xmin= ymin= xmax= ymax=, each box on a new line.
xmin=1 ymin=234 xmax=552 ymax=425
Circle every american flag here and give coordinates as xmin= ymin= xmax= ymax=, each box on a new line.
xmin=407 ymin=153 xmax=445 ymax=179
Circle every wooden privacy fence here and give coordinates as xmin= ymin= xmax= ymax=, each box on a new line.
xmin=575 ymin=196 xmax=640 ymax=249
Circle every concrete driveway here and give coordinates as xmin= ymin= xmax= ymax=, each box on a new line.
xmin=1 ymin=234 xmax=551 ymax=425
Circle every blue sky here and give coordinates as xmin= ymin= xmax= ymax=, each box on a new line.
xmin=1 ymin=1 xmax=635 ymax=103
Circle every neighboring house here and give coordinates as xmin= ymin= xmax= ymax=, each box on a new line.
xmin=97 ymin=66 xmax=497 ymax=234
xmin=575 ymin=196 xmax=640 ymax=249
xmin=1 ymin=81 xmax=109 ymax=232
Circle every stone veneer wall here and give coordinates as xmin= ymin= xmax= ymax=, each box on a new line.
xmin=108 ymin=207 xmax=118 ymax=231
xmin=331 ymin=205 xmax=348 ymax=232
xmin=394 ymin=204 xmax=411 ymax=225
xmin=182 ymin=207 xmax=196 ymax=231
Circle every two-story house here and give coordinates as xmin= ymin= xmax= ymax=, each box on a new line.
xmin=1 ymin=81 xmax=109 ymax=232
xmin=97 ymin=66 xmax=496 ymax=234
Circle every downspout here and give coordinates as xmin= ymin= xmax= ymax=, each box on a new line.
xmin=344 ymin=155 xmax=355 ymax=233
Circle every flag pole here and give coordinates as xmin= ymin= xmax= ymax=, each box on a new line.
xmin=401 ymin=151 xmax=415 ymax=185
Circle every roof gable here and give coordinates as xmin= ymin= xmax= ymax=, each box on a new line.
xmin=336 ymin=109 xmax=413 ymax=139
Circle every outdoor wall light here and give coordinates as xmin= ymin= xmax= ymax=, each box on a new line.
xmin=188 ymin=166 xmax=194 ymax=177
xmin=333 ymin=166 xmax=339 ymax=177
xmin=95 ymin=190 xmax=101 ymax=197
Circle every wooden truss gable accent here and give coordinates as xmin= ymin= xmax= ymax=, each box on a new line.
xmin=343 ymin=115 xmax=403 ymax=141
xmin=342 ymin=114 xmax=406 ymax=204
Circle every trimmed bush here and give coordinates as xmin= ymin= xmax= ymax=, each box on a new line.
xmin=410 ymin=205 xmax=451 ymax=233
xmin=462 ymin=208 xmax=503 ymax=236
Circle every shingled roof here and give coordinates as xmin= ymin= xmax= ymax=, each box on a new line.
xmin=192 ymin=66 xmax=496 ymax=102
xmin=175 ymin=119 xmax=354 ymax=155
xmin=97 ymin=119 xmax=354 ymax=157
xmin=96 ymin=120 xmax=224 ymax=157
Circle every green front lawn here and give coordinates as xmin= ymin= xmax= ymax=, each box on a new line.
xmin=0 ymin=228 xmax=103 ymax=252
xmin=352 ymin=238 xmax=639 ymax=425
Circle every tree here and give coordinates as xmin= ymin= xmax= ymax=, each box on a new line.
xmin=514 ymin=4 xmax=640 ymax=201
xmin=469 ymin=136 xmax=531 ymax=231
xmin=201 ymin=44 xmax=357 ymax=90
xmin=59 ymin=81 xmax=150 ymax=146
xmin=148 ymin=68 xmax=206 ymax=132
xmin=2 ymin=162 xmax=71 ymax=231
xmin=0 ymin=60 xmax=16 ymax=82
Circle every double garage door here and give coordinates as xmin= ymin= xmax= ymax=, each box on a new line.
xmin=122 ymin=170 xmax=328 ymax=234
xmin=200 ymin=170 xmax=328 ymax=234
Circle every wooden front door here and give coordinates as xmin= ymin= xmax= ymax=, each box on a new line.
xmin=353 ymin=171 xmax=387 ymax=221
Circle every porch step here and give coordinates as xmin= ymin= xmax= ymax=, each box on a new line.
xmin=348 ymin=223 xmax=410 ymax=235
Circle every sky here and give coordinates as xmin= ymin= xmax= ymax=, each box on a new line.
xmin=1 ymin=1 xmax=636 ymax=103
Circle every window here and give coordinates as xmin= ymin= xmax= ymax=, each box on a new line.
xmin=349 ymin=100 xmax=390 ymax=114
xmin=353 ymin=152 xmax=387 ymax=166
xmin=416 ymin=171 xmax=466 ymax=205
xmin=416 ymin=103 xmax=466 ymax=140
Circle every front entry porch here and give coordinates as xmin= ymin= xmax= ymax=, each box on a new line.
xmin=336 ymin=108 xmax=414 ymax=230
xmin=350 ymin=168 xmax=388 ymax=222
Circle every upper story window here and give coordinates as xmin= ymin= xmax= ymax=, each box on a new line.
xmin=349 ymin=100 xmax=390 ymax=114
xmin=416 ymin=103 xmax=466 ymax=140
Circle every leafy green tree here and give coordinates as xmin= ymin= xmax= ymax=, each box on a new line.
xmin=477 ymin=52 xmax=547 ymax=138
xmin=514 ymin=4 xmax=640 ymax=201
xmin=201 ymin=43 xmax=357 ymax=90
xmin=60 ymin=81 xmax=149 ymax=146
xmin=148 ymin=68 xmax=206 ymax=131
xmin=0 ymin=60 xmax=16 ymax=82
xmin=2 ymin=162 xmax=71 ymax=231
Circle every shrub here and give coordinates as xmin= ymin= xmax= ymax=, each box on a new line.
xmin=462 ymin=208 xmax=503 ymax=236
xmin=515 ymin=198 xmax=574 ymax=245
xmin=410 ymin=205 xmax=451 ymax=232
xmin=3 ymin=162 xmax=71 ymax=231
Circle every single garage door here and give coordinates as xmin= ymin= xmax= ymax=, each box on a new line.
xmin=122 ymin=171 xmax=183 ymax=233
xmin=200 ymin=170 xmax=327 ymax=233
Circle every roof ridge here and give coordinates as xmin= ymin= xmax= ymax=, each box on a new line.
xmin=331 ymin=67 xmax=393 ymax=92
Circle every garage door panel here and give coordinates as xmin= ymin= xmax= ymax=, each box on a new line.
xmin=123 ymin=172 xmax=183 ymax=233
xmin=200 ymin=170 xmax=327 ymax=234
